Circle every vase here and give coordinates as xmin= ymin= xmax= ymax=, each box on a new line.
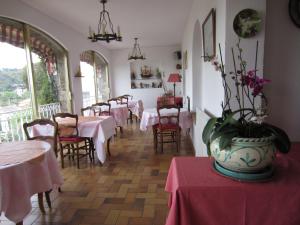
xmin=210 ymin=136 xmax=276 ymax=173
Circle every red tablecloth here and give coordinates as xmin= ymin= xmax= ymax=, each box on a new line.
xmin=165 ymin=144 xmax=300 ymax=225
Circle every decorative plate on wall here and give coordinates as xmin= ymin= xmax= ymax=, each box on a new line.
xmin=233 ymin=9 xmax=262 ymax=38
xmin=289 ymin=0 xmax=300 ymax=28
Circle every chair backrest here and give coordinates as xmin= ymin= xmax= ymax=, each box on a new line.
xmin=53 ymin=113 xmax=79 ymax=137
xmin=118 ymin=96 xmax=129 ymax=107
xmin=23 ymin=118 xmax=58 ymax=156
xmin=157 ymin=105 xmax=180 ymax=128
xmin=157 ymin=96 xmax=176 ymax=107
xmin=81 ymin=106 xmax=95 ymax=116
xmin=107 ymin=97 xmax=120 ymax=105
xmin=92 ymin=102 xmax=111 ymax=116
xmin=122 ymin=94 xmax=133 ymax=100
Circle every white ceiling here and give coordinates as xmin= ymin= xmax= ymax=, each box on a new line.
xmin=20 ymin=0 xmax=193 ymax=49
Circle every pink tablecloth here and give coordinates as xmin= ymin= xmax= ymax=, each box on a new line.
xmin=140 ymin=108 xmax=192 ymax=133
xmin=0 ymin=140 xmax=63 ymax=223
xmin=97 ymin=104 xmax=128 ymax=127
xmin=165 ymin=145 xmax=300 ymax=225
xmin=128 ymin=100 xmax=144 ymax=119
xmin=78 ymin=116 xmax=116 ymax=163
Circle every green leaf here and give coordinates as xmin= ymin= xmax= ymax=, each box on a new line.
xmin=202 ymin=118 xmax=217 ymax=144
xmin=263 ymin=123 xmax=291 ymax=153
xmin=218 ymin=131 xmax=239 ymax=149
xmin=206 ymin=143 xmax=211 ymax=156
xmin=210 ymin=126 xmax=239 ymax=143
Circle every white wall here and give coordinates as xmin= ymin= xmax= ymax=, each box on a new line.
xmin=264 ymin=0 xmax=300 ymax=141
xmin=181 ymin=0 xmax=226 ymax=156
xmin=0 ymin=0 xmax=111 ymax=114
xmin=111 ymin=45 xmax=181 ymax=108
xmin=182 ymin=0 xmax=267 ymax=156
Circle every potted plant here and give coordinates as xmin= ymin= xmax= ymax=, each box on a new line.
xmin=202 ymin=40 xmax=290 ymax=174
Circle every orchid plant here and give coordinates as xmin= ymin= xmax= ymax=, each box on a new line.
xmin=202 ymin=39 xmax=290 ymax=155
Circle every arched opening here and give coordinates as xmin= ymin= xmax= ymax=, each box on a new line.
xmin=80 ymin=50 xmax=110 ymax=107
xmin=192 ymin=20 xmax=203 ymax=110
xmin=0 ymin=16 xmax=71 ymax=142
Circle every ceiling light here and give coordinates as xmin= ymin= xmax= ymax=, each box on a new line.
xmin=128 ymin=38 xmax=146 ymax=60
xmin=88 ymin=0 xmax=122 ymax=43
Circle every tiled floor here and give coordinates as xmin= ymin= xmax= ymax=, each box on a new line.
xmin=1 ymin=122 xmax=194 ymax=225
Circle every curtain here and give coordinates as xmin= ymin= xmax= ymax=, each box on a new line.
xmin=0 ymin=23 xmax=57 ymax=75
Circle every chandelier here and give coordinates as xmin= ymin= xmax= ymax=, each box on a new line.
xmin=88 ymin=0 xmax=122 ymax=43
xmin=128 ymin=38 xmax=146 ymax=60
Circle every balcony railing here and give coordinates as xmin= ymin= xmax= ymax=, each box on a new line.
xmin=0 ymin=102 xmax=61 ymax=142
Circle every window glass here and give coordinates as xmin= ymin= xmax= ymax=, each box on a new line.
xmin=0 ymin=17 xmax=71 ymax=142
xmin=80 ymin=51 xmax=109 ymax=107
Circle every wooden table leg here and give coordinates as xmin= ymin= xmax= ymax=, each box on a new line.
xmin=16 ymin=221 xmax=23 ymax=225
xmin=107 ymin=137 xmax=111 ymax=157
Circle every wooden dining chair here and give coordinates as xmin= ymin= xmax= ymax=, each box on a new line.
xmin=81 ymin=106 xmax=96 ymax=116
xmin=53 ymin=113 xmax=92 ymax=169
xmin=107 ymin=97 xmax=121 ymax=105
xmin=80 ymin=106 xmax=96 ymax=159
xmin=119 ymin=95 xmax=134 ymax=123
xmin=92 ymin=102 xmax=111 ymax=116
xmin=152 ymin=105 xmax=181 ymax=153
xmin=23 ymin=119 xmax=58 ymax=213
xmin=157 ymin=96 xmax=176 ymax=108
xmin=122 ymin=94 xmax=133 ymax=100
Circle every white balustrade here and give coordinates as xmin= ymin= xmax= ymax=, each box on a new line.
xmin=0 ymin=102 xmax=61 ymax=142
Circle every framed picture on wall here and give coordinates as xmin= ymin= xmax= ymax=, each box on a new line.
xmin=202 ymin=8 xmax=216 ymax=62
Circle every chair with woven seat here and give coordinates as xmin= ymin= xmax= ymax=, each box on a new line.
xmin=23 ymin=118 xmax=58 ymax=213
xmin=153 ymin=105 xmax=181 ymax=153
xmin=53 ymin=113 xmax=92 ymax=169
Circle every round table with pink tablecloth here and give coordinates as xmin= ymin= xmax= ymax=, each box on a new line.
xmin=0 ymin=140 xmax=63 ymax=224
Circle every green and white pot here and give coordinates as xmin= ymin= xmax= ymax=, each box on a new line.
xmin=210 ymin=136 xmax=276 ymax=172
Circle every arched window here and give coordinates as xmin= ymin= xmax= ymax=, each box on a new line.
xmin=0 ymin=17 xmax=71 ymax=142
xmin=80 ymin=50 xmax=110 ymax=107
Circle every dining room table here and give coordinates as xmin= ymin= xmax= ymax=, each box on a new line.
xmin=140 ymin=107 xmax=192 ymax=133
xmin=164 ymin=144 xmax=300 ymax=225
xmin=95 ymin=104 xmax=129 ymax=127
xmin=54 ymin=115 xmax=116 ymax=164
xmin=0 ymin=140 xmax=63 ymax=224
xmin=127 ymin=99 xmax=144 ymax=119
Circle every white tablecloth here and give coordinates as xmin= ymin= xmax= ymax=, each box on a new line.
xmin=0 ymin=140 xmax=63 ymax=223
xmin=140 ymin=108 xmax=193 ymax=133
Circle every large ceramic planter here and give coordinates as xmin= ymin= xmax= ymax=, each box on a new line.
xmin=210 ymin=136 xmax=276 ymax=172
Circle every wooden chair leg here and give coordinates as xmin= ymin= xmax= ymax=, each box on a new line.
xmin=60 ymin=144 xmax=64 ymax=169
xmin=160 ymin=132 xmax=163 ymax=153
xmin=58 ymin=187 xmax=62 ymax=192
xmin=38 ymin=192 xmax=45 ymax=214
xmin=76 ymin=144 xmax=80 ymax=169
xmin=120 ymin=126 xmax=123 ymax=133
xmin=107 ymin=137 xmax=111 ymax=157
xmin=16 ymin=221 xmax=23 ymax=225
xmin=45 ymin=190 xmax=52 ymax=208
